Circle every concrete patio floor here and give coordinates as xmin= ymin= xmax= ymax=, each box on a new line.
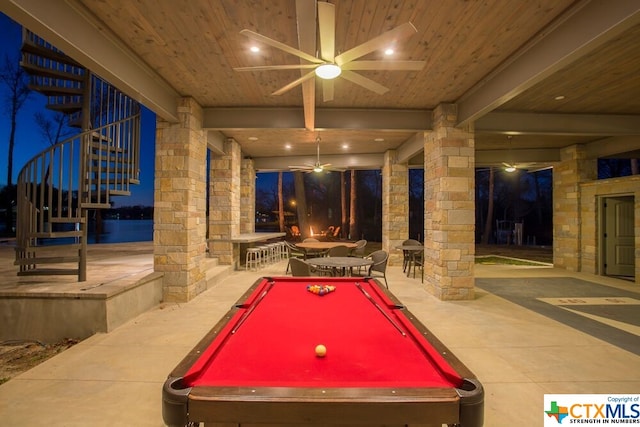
xmin=0 ymin=242 xmax=638 ymax=426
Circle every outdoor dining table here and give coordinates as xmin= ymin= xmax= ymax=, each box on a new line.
xmin=306 ymin=256 xmax=373 ymax=277
xmin=295 ymin=241 xmax=359 ymax=258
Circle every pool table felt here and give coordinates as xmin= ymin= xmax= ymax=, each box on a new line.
xmin=183 ymin=277 xmax=463 ymax=388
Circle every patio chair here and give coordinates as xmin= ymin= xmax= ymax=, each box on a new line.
xmin=285 ymin=241 xmax=307 ymax=273
xmin=365 ymin=250 xmax=389 ymax=288
xmin=402 ymin=239 xmax=422 ymax=272
xmin=290 ymin=225 xmax=302 ymax=240
xmin=409 ymin=249 xmax=424 ymax=283
xmin=326 ymin=245 xmax=350 ymax=257
xmin=326 ymin=226 xmax=341 ymax=241
xmin=351 ymin=239 xmax=367 ymax=257
xmin=350 ymin=239 xmax=368 ymax=274
xmin=289 ymin=258 xmax=313 ymax=277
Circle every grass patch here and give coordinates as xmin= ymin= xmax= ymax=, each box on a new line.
xmin=475 ymin=256 xmax=546 ymax=266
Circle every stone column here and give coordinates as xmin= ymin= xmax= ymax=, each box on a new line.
xmin=154 ymin=97 xmax=207 ymax=302
xmin=240 ymin=158 xmax=256 ymax=234
xmin=382 ymin=150 xmax=408 ymax=266
xmin=552 ymin=144 xmax=596 ymax=271
xmin=423 ymin=104 xmax=475 ymax=300
xmin=208 ymin=138 xmax=242 ymax=267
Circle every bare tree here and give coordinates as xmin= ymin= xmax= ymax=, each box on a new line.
xmin=349 ymin=170 xmax=358 ymax=239
xmin=277 ymin=171 xmax=284 ymax=232
xmin=293 ymin=171 xmax=309 ymax=238
xmin=0 ymin=54 xmax=31 ymax=234
xmin=340 ymin=171 xmax=347 ymax=236
xmin=480 ymin=167 xmax=495 ymax=244
xmin=34 ymin=111 xmax=74 ymax=146
xmin=0 ymin=54 xmax=32 ymax=187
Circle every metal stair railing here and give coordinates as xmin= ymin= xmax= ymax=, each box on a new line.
xmin=15 ymin=108 xmax=141 ymax=281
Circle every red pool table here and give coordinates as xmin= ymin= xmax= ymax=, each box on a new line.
xmin=162 ymin=276 xmax=483 ymax=426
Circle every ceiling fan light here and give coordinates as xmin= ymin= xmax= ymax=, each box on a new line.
xmin=313 ymin=165 xmax=324 ymax=173
xmin=505 ymin=166 xmax=516 ymax=173
xmin=315 ymin=64 xmax=341 ymax=80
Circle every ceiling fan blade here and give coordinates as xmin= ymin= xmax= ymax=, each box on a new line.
xmin=340 ymin=70 xmax=389 ymax=95
xmin=240 ymin=29 xmax=322 ymax=64
xmin=342 ymin=60 xmax=426 ymax=71
xmin=335 ymin=22 xmax=418 ymax=66
xmin=502 ymin=162 xmax=514 ymax=168
xmin=301 ymin=78 xmax=316 ymax=130
xmin=271 ymin=70 xmax=316 ymax=96
xmin=295 ymin=0 xmax=318 ymax=131
xmin=234 ymin=64 xmax=319 ymax=71
xmin=317 ymin=1 xmax=335 ymax=61
xmin=527 ymin=165 xmax=554 ymax=173
xmin=323 ymin=79 xmax=334 ymax=102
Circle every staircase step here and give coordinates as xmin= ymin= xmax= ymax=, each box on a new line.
xmin=49 ymin=217 xmax=85 ymax=224
xmin=29 ymin=84 xmax=83 ymax=97
xmin=80 ymin=203 xmax=112 ymax=209
xmin=16 ymin=244 xmax=82 ymax=254
xmin=46 ymin=102 xmax=82 ymax=114
xmin=15 ymin=255 xmax=80 ymax=266
xmin=108 ymin=190 xmax=131 ymax=196
xmin=129 ymin=179 xmax=140 ymax=185
xmin=18 ymin=268 xmax=79 ymax=277
xmin=30 ymin=231 xmax=83 ymax=239
xmin=21 ymin=40 xmax=81 ymax=67
xmin=20 ymin=61 xmax=85 ymax=82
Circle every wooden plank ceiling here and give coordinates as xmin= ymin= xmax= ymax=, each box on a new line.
xmin=4 ymin=0 xmax=640 ymax=170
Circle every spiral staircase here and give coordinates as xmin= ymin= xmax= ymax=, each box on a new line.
xmin=14 ymin=30 xmax=141 ymax=281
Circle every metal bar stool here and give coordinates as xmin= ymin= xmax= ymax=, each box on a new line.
xmin=245 ymin=247 xmax=261 ymax=271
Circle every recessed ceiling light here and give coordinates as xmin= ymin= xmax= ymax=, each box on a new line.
xmin=248 ymin=136 xmax=258 ymax=141
xmin=384 ymin=48 xmax=394 ymax=56
xmin=250 ymin=46 xmax=260 ymax=53
xmin=285 ymin=144 xmax=292 ymax=149
xmin=554 ymin=95 xmax=565 ymax=100
xmin=374 ymin=138 xmax=384 ymax=142
xmin=342 ymin=144 xmax=349 ymax=149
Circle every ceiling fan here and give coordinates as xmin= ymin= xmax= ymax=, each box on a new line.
xmin=501 ymin=136 xmax=553 ymax=173
xmin=234 ymin=0 xmax=425 ymax=129
xmin=288 ymin=137 xmax=342 ymax=173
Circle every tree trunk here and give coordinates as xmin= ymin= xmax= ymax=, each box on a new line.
xmin=349 ymin=170 xmax=358 ymax=240
xmin=481 ymin=167 xmax=495 ymax=244
xmin=341 ymin=172 xmax=347 ymax=238
xmin=293 ymin=172 xmax=309 ymax=239
xmin=277 ymin=172 xmax=284 ymax=232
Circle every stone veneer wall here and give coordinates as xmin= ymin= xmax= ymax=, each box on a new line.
xmin=240 ymin=158 xmax=256 ymax=234
xmin=382 ymin=150 xmax=408 ymax=265
xmin=423 ymin=104 xmax=475 ymax=300
xmin=579 ymin=175 xmax=640 ymax=283
xmin=154 ymin=97 xmax=208 ymax=302
xmin=552 ymin=145 xmax=597 ymax=271
xmin=208 ymin=139 xmax=242 ymax=266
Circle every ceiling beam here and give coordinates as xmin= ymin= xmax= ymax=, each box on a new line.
xmin=2 ymin=0 xmax=180 ymax=122
xmin=476 ymin=148 xmax=560 ymax=166
xmin=203 ymin=107 xmax=432 ymax=131
xmin=253 ymin=153 xmax=384 ymax=171
xmin=397 ymin=132 xmax=426 ymax=163
xmin=476 ymin=112 xmax=640 ymax=136
xmin=457 ymin=0 xmax=640 ymax=126
xmin=586 ymin=135 xmax=640 ymax=159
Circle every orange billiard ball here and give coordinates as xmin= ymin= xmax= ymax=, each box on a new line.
xmin=315 ymin=344 xmax=327 ymax=357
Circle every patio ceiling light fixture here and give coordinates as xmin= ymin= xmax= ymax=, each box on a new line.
xmin=315 ymin=63 xmax=341 ymax=80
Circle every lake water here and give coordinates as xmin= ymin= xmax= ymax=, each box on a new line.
xmin=88 ymin=219 xmax=153 ymax=243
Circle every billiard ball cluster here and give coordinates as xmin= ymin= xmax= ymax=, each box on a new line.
xmin=306 ymin=284 xmax=336 ymax=296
